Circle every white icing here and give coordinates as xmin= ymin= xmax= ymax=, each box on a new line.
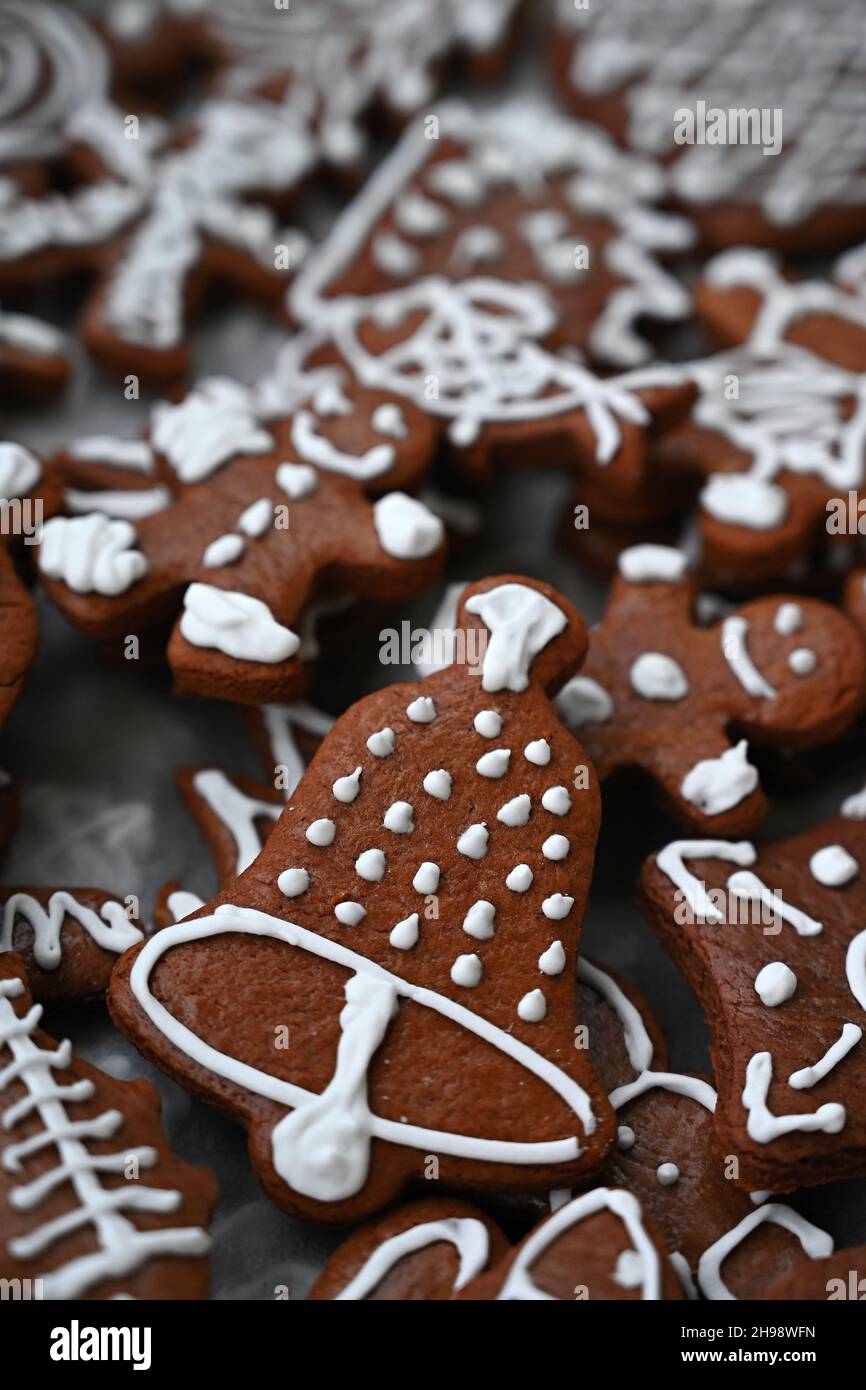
xmin=656 ymin=1162 xmax=679 ymax=1187
xmin=451 ymin=953 xmax=482 ymax=987
xmin=0 ymin=442 xmax=40 ymax=497
xmin=151 ymin=380 xmax=273 ymax=482
xmin=277 ymin=868 xmax=309 ymax=899
xmin=474 ymin=709 xmax=501 ymax=737
xmin=463 ymin=901 xmax=495 ymax=941
xmin=179 ymin=584 xmax=300 ymax=664
xmin=721 ymin=616 xmax=777 ymax=700
xmin=371 ymin=404 xmax=407 ymax=439
xmin=629 ymin=652 xmax=688 ymax=702
xmin=306 ymin=818 xmax=336 ymax=847
xmin=539 ymin=941 xmax=566 ymax=976
xmin=367 ymin=727 xmax=396 ymax=757
xmin=789 ymin=648 xmax=817 ymax=675
xmin=0 ymin=975 xmax=210 ymax=1299
xmin=355 ymin=850 xmax=386 ymax=883
xmin=202 ymin=533 xmax=245 ymax=569
xmin=618 ymin=545 xmax=688 ymax=583
xmin=292 ymin=411 xmax=395 ymax=481
xmin=742 ymin=1051 xmax=846 ymax=1142
xmin=541 ymin=786 xmax=571 ymax=816
xmin=373 ymin=492 xmax=444 ymax=559
xmin=413 ymin=863 xmax=440 ymax=894
xmin=506 ymin=864 xmax=533 ymax=893
xmin=128 ymin=904 xmax=597 ymax=1196
xmin=655 ymin=839 xmax=757 ymax=924
xmin=542 ymin=894 xmax=574 ymax=921
xmin=334 ymin=1216 xmax=490 ymax=1300
xmin=383 ymin=801 xmax=414 ymax=834
xmin=333 ymin=768 xmax=362 ymax=804
xmin=774 ymin=602 xmax=803 ymax=636
xmin=555 ymin=676 xmax=613 ymax=728
xmin=422 ymin=769 xmax=452 ymax=800
xmin=524 ymin=739 xmax=551 ymax=766
xmin=680 ymin=740 xmax=759 ymax=817
xmin=238 ymin=497 xmax=273 ymax=538
xmin=335 ymin=902 xmax=366 ymax=927
xmin=788 ymin=1024 xmax=862 ymax=1090
xmin=0 ymin=892 xmax=142 ymax=972
xmin=697 ymin=1206 xmax=832 ymax=1302
xmin=496 ymin=1188 xmax=661 ymax=1300
xmin=192 ymin=769 xmax=280 ymax=875
xmin=809 ymin=845 xmax=859 ymax=887
xmin=406 ymin=696 xmax=436 ymax=723
xmin=497 ymin=794 xmax=531 ymax=827
xmin=754 ymin=962 xmax=797 ymax=1008
xmin=518 ymin=989 xmax=547 ymax=1023
xmin=390 ymin=914 xmax=420 ymax=951
xmin=465 ymin=584 xmax=566 ymax=693
xmin=476 ymin=749 xmax=510 ymax=778
xmin=276 ymin=462 xmax=318 ymax=500
xmin=457 ymin=823 xmax=489 ymax=859
xmin=65 ymin=486 xmax=172 ymax=521
xmin=39 ymin=515 xmax=147 ymax=596
xmin=728 ymin=871 xmax=823 ymax=936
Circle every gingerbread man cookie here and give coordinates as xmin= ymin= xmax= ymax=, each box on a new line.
xmin=550 ymin=0 xmax=866 ymax=253
xmin=309 ymin=1196 xmax=508 ymax=1300
xmin=39 ymin=359 xmax=445 ymax=704
xmin=0 ymin=952 xmax=216 ymax=1299
xmin=639 ymin=787 xmax=866 ymax=1191
xmin=109 ymin=576 xmax=615 ymax=1222
xmin=578 ymin=958 xmax=835 ymax=1301
xmin=0 ymin=1 xmax=312 ymax=385
xmin=556 ymin=545 xmax=866 ymax=835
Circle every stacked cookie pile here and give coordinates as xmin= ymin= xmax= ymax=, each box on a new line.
xmin=1 ymin=0 xmax=866 ymax=1302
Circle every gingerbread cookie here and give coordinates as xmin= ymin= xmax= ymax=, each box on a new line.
xmin=578 ymin=958 xmax=835 ymax=1301
xmin=309 ymin=1197 xmax=508 ymax=1300
xmin=39 ymin=359 xmax=445 ymax=703
xmin=556 ymin=545 xmax=866 ymax=835
xmin=550 ymin=0 xmax=866 ymax=253
xmin=756 ymin=1247 xmax=866 ymax=1301
xmin=157 ymin=701 xmax=333 ymax=927
xmin=460 ymin=1186 xmax=683 ymax=1300
xmin=639 ymin=788 xmax=866 ymax=1191
xmin=664 ymin=249 xmax=866 ymax=589
xmin=0 ymin=952 xmax=215 ymax=1299
xmin=0 ymin=1 xmax=312 ymax=385
xmin=109 ymin=576 xmax=615 ymax=1222
xmin=105 ymin=0 xmax=524 ymax=170
xmin=0 ymin=306 xmax=69 ymax=405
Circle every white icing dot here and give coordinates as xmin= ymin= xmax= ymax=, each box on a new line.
xmin=789 ymin=648 xmax=817 ymax=675
xmin=423 ymin=769 xmax=452 ymax=799
xmin=355 ymin=849 xmax=386 ymax=882
xmin=373 ymin=492 xmax=444 ymax=559
xmin=305 ymin=818 xmax=335 ymax=847
xmin=451 ymin=953 xmax=482 ymax=987
xmin=556 ymin=675 xmax=613 ymax=728
xmin=524 ymin=738 xmax=551 ymax=766
xmin=278 ymin=867 xmax=309 ymax=898
xmin=276 ymin=461 xmax=318 ymax=500
xmin=629 ymin=652 xmax=689 ymax=701
xmin=463 ymin=900 xmax=496 ymax=941
xmin=390 ymin=913 xmax=419 ymax=950
xmin=367 ymin=726 xmax=396 ymax=757
xmin=542 ymin=834 xmax=570 ymax=861
xmin=506 ymin=864 xmax=534 ymax=893
xmin=203 ymin=533 xmax=245 ymax=569
xmin=238 ymin=497 xmax=273 ymax=538
xmin=754 ymin=961 xmax=797 ymax=1007
xmin=618 ymin=544 xmax=688 ymax=584
xmin=457 ymin=823 xmax=489 ymax=859
xmin=656 ymin=1163 xmax=680 ymax=1187
xmin=335 ymin=901 xmax=366 ymax=926
xmin=542 ymin=893 xmax=574 ymax=921
xmin=476 ymin=748 xmax=510 ymax=778
xmin=406 ymin=696 xmax=436 ymax=723
xmin=538 ymin=940 xmax=566 ymax=975
xmin=497 ymin=794 xmax=531 ymax=827
xmin=542 ymin=786 xmax=571 ymax=816
xmin=809 ymin=845 xmax=859 ymax=887
xmin=680 ymin=740 xmax=758 ymax=817
xmin=372 ymin=403 xmax=407 ymax=439
xmin=412 ymin=862 xmax=440 ymax=894
xmin=383 ymin=801 xmax=414 ymax=834
xmin=474 ymin=709 xmax=502 ymax=737
xmin=774 ymin=602 xmax=803 ymax=636
xmin=617 ymin=1125 xmax=636 ymax=1151
xmin=517 ymin=989 xmax=547 ymax=1023
xmin=333 ymin=767 xmax=362 ymax=803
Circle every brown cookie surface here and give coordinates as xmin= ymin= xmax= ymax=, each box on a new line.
xmin=110 ymin=575 xmax=615 ymax=1222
